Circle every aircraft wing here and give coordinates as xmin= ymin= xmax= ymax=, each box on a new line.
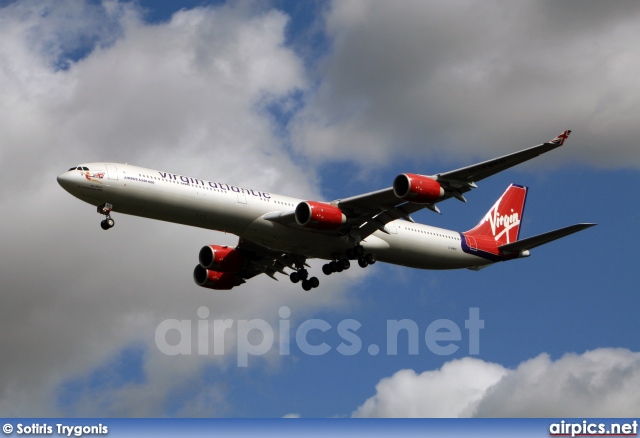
xmin=434 ymin=130 xmax=571 ymax=193
xmin=337 ymin=130 xmax=571 ymax=211
xmin=234 ymin=238 xmax=306 ymax=281
xmin=264 ymin=130 xmax=572 ymax=243
xmin=333 ymin=130 xmax=572 ymax=240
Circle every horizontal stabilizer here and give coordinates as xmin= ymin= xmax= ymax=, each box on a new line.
xmin=498 ymin=223 xmax=596 ymax=253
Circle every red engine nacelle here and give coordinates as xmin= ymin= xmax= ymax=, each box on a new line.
xmin=295 ymin=201 xmax=346 ymax=230
xmin=198 ymin=245 xmax=245 ymax=273
xmin=393 ymin=173 xmax=444 ymax=204
xmin=193 ymin=265 xmax=242 ymax=290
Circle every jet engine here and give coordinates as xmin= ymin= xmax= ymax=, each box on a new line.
xmin=393 ymin=173 xmax=444 ymax=204
xmin=193 ymin=265 xmax=242 ymax=290
xmin=295 ymin=201 xmax=346 ymax=230
xmin=198 ymin=245 xmax=245 ymax=273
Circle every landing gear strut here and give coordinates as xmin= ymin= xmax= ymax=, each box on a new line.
xmin=97 ymin=203 xmax=115 ymax=230
xmin=345 ymin=244 xmax=365 ymax=260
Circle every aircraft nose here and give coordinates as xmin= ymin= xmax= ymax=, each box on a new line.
xmin=57 ymin=172 xmax=74 ymax=190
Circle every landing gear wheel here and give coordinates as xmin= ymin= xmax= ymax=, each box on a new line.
xmin=354 ymin=245 xmax=365 ymax=257
xmin=322 ymin=264 xmax=333 ymax=275
xmin=365 ymin=253 xmax=376 ymax=265
xmin=298 ymin=269 xmax=309 ymax=281
xmin=106 ymin=217 xmax=115 ymax=228
xmin=358 ymin=257 xmax=368 ymax=268
xmin=290 ymin=272 xmax=300 ymax=283
xmin=301 ymin=279 xmax=312 ymax=291
xmin=309 ymin=277 xmax=320 ymax=288
xmin=340 ymin=258 xmax=351 ymax=270
xmin=100 ymin=220 xmax=110 ymax=230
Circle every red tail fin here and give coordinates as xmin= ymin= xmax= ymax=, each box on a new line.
xmin=465 ymin=184 xmax=527 ymax=245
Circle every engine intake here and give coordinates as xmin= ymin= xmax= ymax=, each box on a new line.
xmin=295 ymin=201 xmax=346 ymax=230
xmin=393 ymin=173 xmax=444 ymax=204
xmin=198 ymin=245 xmax=245 ymax=273
xmin=193 ymin=265 xmax=241 ymax=290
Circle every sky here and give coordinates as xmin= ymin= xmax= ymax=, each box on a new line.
xmin=0 ymin=0 xmax=639 ymax=418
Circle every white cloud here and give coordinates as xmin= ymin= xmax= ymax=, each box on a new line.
xmin=291 ymin=0 xmax=640 ymax=169
xmin=353 ymin=348 xmax=640 ymax=417
xmin=353 ymin=357 xmax=507 ymax=417
xmin=475 ymin=348 xmax=640 ymax=417
xmin=0 ymin=0 xmax=365 ymax=416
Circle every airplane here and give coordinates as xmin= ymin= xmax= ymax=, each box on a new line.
xmin=57 ymin=130 xmax=595 ymax=291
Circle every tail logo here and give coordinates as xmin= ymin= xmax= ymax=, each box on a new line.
xmin=464 ymin=184 xmax=526 ymax=253
xmin=488 ymin=207 xmax=520 ymax=243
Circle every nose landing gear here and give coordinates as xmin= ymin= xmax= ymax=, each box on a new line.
xmin=97 ymin=203 xmax=115 ymax=230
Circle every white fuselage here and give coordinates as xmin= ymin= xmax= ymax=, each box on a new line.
xmin=57 ymin=163 xmax=491 ymax=270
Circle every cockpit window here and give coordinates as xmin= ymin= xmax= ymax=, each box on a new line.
xmin=82 ymin=167 xmax=89 ymax=171
xmin=68 ymin=167 xmax=77 ymax=171
xmin=68 ymin=166 xmax=90 ymax=171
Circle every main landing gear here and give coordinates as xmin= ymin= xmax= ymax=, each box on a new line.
xmin=97 ymin=203 xmax=115 ymax=230
xmin=343 ymin=244 xmax=375 ymax=268
xmin=289 ymin=244 xmax=376 ymax=291
xmin=289 ymin=268 xmax=319 ymax=291
xmin=322 ymin=258 xmax=351 ymax=275
xmin=357 ymin=252 xmax=376 ymax=268
xmin=320 ymin=243 xmax=376 ymax=277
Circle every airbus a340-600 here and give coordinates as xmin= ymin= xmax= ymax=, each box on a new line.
xmin=58 ymin=130 xmax=595 ymax=291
